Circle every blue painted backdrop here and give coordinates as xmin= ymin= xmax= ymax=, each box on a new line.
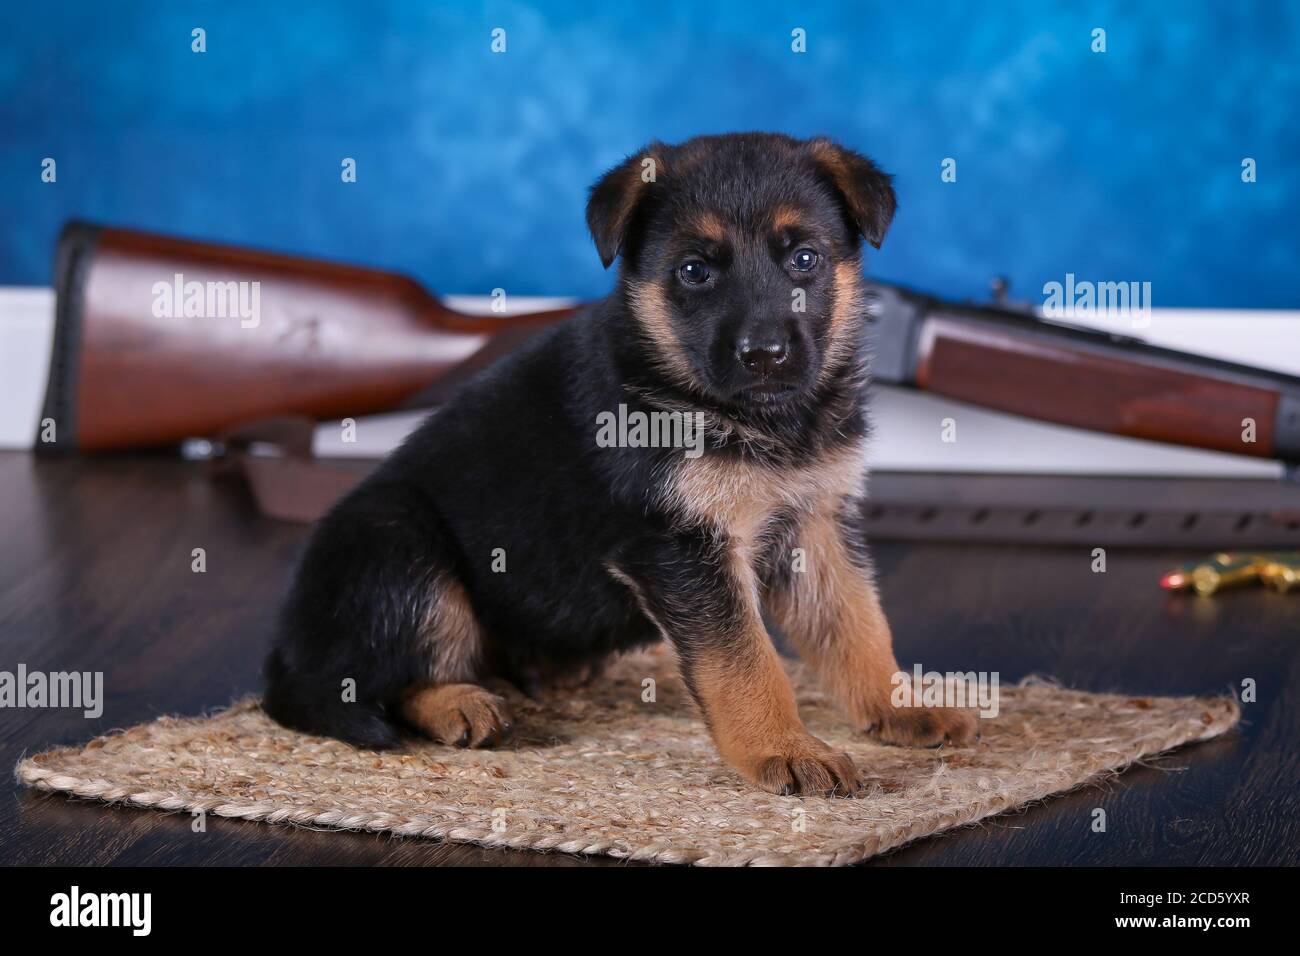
xmin=2 ymin=0 xmax=1297 ymax=306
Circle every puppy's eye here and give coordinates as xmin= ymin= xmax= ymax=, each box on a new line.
xmin=791 ymin=249 xmax=820 ymax=272
xmin=679 ymin=260 xmax=710 ymax=285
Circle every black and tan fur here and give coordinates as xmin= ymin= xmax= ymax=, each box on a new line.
xmin=264 ymin=132 xmax=976 ymax=796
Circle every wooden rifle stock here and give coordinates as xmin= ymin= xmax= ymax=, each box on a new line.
xmin=39 ymin=222 xmax=576 ymax=453
xmin=864 ymin=282 xmax=1300 ymax=467
xmin=915 ymin=316 xmax=1295 ymax=459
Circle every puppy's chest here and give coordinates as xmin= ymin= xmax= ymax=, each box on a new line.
xmin=663 ymin=441 xmax=867 ymax=546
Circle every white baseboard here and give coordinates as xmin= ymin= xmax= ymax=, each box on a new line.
xmin=0 ymin=288 xmax=55 ymax=448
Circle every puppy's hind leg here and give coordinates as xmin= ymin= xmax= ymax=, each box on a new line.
xmin=265 ymin=484 xmax=499 ymax=751
xmin=400 ymin=575 xmax=514 ymax=749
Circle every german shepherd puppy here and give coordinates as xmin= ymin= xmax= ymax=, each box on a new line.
xmin=264 ymin=132 xmax=977 ymax=796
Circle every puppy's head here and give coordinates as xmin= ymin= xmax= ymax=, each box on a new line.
xmin=587 ymin=133 xmax=895 ymax=407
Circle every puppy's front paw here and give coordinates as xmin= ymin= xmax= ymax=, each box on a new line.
xmin=401 ymin=684 xmax=514 ymax=748
xmin=864 ymin=705 xmax=979 ymax=748
xmin=738 ymin=735 xmax=862 ymax=797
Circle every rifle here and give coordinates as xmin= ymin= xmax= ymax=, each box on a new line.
xmin=38 ymin=222 xmax=1300 ymax=474
xmin=38 ymin=222 xmax=575 ymax=453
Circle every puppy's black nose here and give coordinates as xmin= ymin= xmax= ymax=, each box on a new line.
xmin=737 ymin=338 xmax=788 ymax=376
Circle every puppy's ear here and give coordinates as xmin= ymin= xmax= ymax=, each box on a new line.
xmin=586 ymin=144 xmax=666 ymax=268
xmin=806 ymin=138 xmax=897 ymax=249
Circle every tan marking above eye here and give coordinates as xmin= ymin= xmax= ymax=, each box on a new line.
xmin=770 ymin=205 xmax=804 ymax=233
xmin=684 ymin=211 xmax=727 ymax=243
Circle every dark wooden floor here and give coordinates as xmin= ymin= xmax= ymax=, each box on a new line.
xmin=1 ymin=450 xmax=1296 ymax=866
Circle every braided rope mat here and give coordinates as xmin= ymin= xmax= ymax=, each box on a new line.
xmin=16 ymin=648 xmax=1239 ymax=866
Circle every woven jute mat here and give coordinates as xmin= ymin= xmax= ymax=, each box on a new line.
xmin=16 ymin=647 xmax=1238 ymax=866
